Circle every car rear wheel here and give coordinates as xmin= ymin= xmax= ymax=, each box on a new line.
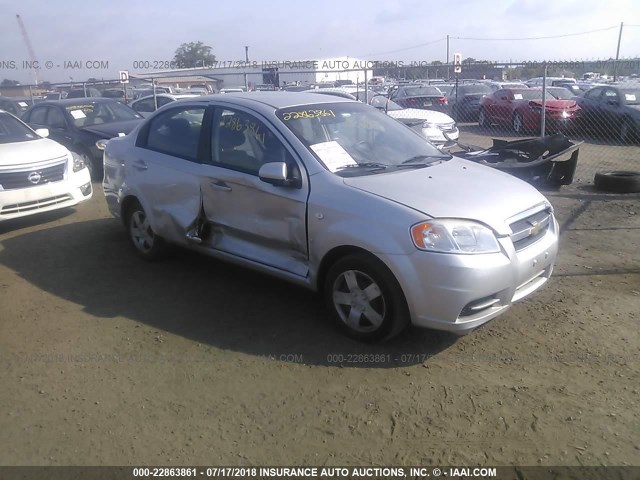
xmin=324 ymin=254 xmax=410 ymax=342
xmin=127 ymin=201 xmax=167 ymax=260
xmin=478 ymin=108 xmax=490 ymax=127
xmin=512 ymin=112 xmax=525 ymax=134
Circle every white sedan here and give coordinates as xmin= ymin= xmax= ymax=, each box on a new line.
xmin=0 ymin=110 xmax=92 ymax=222
xmin=369 ymin=95 xmax=459 ymax=146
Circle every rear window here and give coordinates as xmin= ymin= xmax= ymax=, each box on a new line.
xmin=401 ymin=86 xmax=443 ymax=96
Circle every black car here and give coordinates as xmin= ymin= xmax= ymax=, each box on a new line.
xmin=576 ymin=85 xmax=640 ymax=143
xmin=66 ymin=87 xmax=102 ymax=98
xmin=446 ymin=83 xmax=493 ymax=121
xmin=21 ymin=98 xmax=144 ymax=177
xmin=389 ymin=85 xmax=448 ymax=111
xmin=0 ymin=96 xmax=37 ymax=118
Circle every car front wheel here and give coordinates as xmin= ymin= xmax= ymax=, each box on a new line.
xmin=324 ymin=254 xmax=409 ymax=342
xmin=512 ymin=111 xmax=525 ymax=134
xmin=127 ymin=201 xmax=167 ymax=260
xmin=620 ymin=118 xmax=638 ymax=144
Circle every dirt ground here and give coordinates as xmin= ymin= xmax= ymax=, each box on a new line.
xmin=1 ymin=176 xmax=639 ymax=467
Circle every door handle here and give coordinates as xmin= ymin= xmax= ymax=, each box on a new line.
xmin=132 ymin=160 xmax=148 ymax=171
xmin=209 ymin=179 xmax=232 ymax=192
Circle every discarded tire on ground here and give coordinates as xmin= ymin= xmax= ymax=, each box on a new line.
xmin=594 ymin=171 xmax=640 ymax=193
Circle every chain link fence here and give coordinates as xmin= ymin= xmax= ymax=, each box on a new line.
xmin=1 ymin=59 xmax=639 ymax=188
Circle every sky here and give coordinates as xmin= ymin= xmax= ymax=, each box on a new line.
xmin=1 ymin=0 xmax=640 ymax=84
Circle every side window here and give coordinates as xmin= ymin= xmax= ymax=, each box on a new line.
xmin=156 ymin=97 xmax=174 ymax=107
xmin=27 ymin=106 xmax=48 ymax=125
xmin=133 ymin=98 xmax=155 ymax=113
xmin=145 ymin=107 xmax=206 ymax=160
xmin=46 ymin=107 xmax=66 ymax=129
xmin=212 ymin=109 xmax=295 ymax=177
xmin=0 ymin=100 xmax=17 ymax=115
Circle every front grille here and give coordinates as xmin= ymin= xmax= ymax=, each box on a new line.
xmin=509 ymin=208 xmax=552 ymax=251
xmin=0 ymin=161 xmax=66 ymax=190
xmin=1 ymin=194 xmax=73 ymax=215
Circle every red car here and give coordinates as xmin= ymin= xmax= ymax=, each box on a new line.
xmin=479 ymin=88 xmax=580 ymax=133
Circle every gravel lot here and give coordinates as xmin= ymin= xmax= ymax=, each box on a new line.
xmin=1 ymin=136 xmax=639 ymax=467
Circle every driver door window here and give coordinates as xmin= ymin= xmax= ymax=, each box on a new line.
xmin=46 ymin=107 xmax=66 ymax=130
xmin=212 ymin=109 xmax=294 ymax=177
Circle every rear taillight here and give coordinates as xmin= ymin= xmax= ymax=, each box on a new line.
xmin=438 ymin=97 xmax=448 ymax=104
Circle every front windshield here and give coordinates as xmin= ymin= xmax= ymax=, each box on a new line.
xmin=0 ymin=112 xmax=39 ymax=144
xmin=511 ymin=89 xmax=555 ymax=100
xmin=65 ymin=101 xmax=142 ymax=127
xmin=547 ymin=88 xmax=573 ymax=100
xmin=276 ymin=102 xmax=450 ymax=176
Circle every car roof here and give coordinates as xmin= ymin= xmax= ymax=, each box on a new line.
xmin=133 ymin=94 xmax=198 ymax=102
xmin=30 ymin=98 xmax=122 ymax=107
xmin=194 ymin=91 xmax=356 ymax=109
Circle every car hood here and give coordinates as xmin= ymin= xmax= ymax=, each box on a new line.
xmin=529 ymin=99 xmax=579 ymax=110
xmin=81 ymin=119 xmax=142 ymax=138
xmin=342 ymin=157 xmax=548 ymax=236
xmin=386 ymin=108 xmax=455 ymax=124
xmin=0 ymin=138 xmax=69 ymax=167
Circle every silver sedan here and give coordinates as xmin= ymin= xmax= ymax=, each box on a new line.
xmin=101 ymin=93 xmax=558 ymax=342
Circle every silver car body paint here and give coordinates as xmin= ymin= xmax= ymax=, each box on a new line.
xmin=103 ymin=93 xmax=558 ymax=334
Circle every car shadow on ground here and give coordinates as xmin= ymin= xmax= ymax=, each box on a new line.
xmin=0 ymin=218 xmax=458 ymax=368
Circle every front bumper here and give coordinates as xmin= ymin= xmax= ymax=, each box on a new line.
xmin=423 ymin=126 xmax=459 ymax=145
xmin=379 ymin=216 xmax=558 ymax=334
xmin=0 ymin=168 xmax=92 ymax=221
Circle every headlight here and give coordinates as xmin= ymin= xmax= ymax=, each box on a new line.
xmin=71 ymin=152 xmax=86 ymax=173
xmin=411 ymin=219 xmax=501 ymax=254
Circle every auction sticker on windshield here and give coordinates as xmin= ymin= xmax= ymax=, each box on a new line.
xmin=310 ymin=141 xmax=357 ymax=172
xmin=514 ymin=93 xmax=523 ymax=100
xmin=625 ymin=94 xmax=636 ymax=102
xmin=69 ymin=109 xmax=86 ymax=119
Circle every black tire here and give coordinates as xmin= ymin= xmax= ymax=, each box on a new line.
xmin=594 ymin=171 xmax=640 ymax=193
xmin=512 ymin=111 xmax=525 ymax=134
xmin=126 ymin=200 xmax=167 ymax=260
xmin=620 ymin=118 xmax=639 ymax=144
xmin=478 ymin=108 xmax=490 ymax=128
xmin=324 ymin=254 xmax=410 ymax=342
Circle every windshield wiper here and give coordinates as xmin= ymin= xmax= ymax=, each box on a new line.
xmin=398 ymin=154 xmax=448 ymax=168
xmin=337 ymin=162 xmax=389 ymax=171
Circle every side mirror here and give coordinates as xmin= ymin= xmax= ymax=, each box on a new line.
xmin=96 ymin=139 xmax=109 ymax=151
xmin=606 ymin=99 xmax=619 ymax=106
xmin=35 ymin=128 xmax=49 ymax=138
xmin=259 ymin=162 xmax=290 ymax=186
xmin=500 ymin=96 xmax=508 ymax=101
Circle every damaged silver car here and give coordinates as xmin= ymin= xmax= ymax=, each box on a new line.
xmin=101 ymin=93 xmax=559 ymax=342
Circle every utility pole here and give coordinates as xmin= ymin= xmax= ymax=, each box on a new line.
xmin=446 ymin=35 xmax=450 ymax=80
xmin=613 ymin=22 xmax=623 ymax=81
xmin=245 ymin=46 xmax=249 ymax=62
